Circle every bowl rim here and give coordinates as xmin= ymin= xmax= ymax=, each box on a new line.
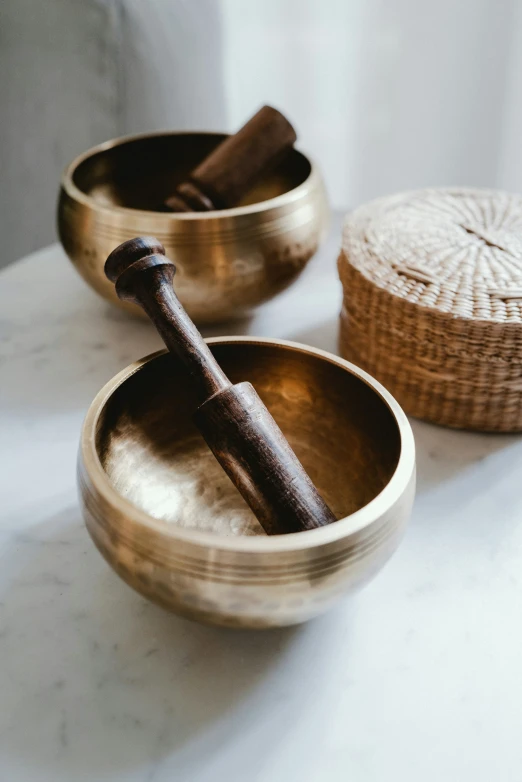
xmin=80 ymin=337 xmax=416 ymax=553
xmin=60 ymin=130 xmax=320 ymax=220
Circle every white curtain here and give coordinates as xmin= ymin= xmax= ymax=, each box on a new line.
xmin=220 ymin=0 xmax=522 ymax=209
xmin=2 ymin=0 xmax=521 ymax=264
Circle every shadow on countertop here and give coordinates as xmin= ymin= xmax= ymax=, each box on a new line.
xmin=0 ymin=505 xmax=347 ymax=780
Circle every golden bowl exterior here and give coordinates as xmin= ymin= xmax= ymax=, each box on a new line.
xmin=78 ymin=338 xmax=415 ymax=629
xmin=58 ymin=132 xmax=329 ymax=324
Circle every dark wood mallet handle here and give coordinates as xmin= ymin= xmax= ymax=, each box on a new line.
xmin=105 ymin=237 xmax=336 ymax=535
xmin=164 ymin=105 xmax=297 ymax=212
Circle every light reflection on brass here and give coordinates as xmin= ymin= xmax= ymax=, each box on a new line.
xmin=58 ymin=132 xmax=329 ymax=324
xmin=79 ymin=338 xmax=416 ymax=628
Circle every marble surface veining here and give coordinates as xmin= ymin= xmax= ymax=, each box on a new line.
xmin=1 ymin=218 xmax=522 ymax=781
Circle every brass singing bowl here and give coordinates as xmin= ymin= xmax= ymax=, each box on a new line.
xmin=58 ymin=132 xmax=329 ymax=324
xmin=79 ymin=338 xmax=415 ymax=628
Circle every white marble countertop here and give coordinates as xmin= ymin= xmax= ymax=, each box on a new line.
xmin=1 ymin=221 xmax=522 ymax=781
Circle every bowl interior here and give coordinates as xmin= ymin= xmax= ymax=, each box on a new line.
xmin=95 ymin=343 xmax=402 ymax=537
xmin=72 ymin=133 xmax=312 ymax=211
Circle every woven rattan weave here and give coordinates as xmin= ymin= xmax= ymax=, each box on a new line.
xmin=338 ymin=188 xmax=522 ymax=431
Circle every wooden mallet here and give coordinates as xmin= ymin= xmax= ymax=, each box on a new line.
xmin=105 ymin=237 xmax=336 ymax=535
xmin=163 ymin=105 xmax=296 ymax=212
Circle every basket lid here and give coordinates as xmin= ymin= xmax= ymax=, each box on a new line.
xmin=340 ymin=188 xmax=522 ymax=323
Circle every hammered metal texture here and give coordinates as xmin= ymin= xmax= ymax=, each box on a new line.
xmin=58 ymin=132 xmax=329 ymax=324
xmin=79 ymin=338 xmax=415 ymax=629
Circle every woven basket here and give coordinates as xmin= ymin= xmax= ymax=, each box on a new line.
xmin=338 ymin=187 xmax=522 ymax=431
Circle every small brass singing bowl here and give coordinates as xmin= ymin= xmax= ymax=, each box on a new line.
xmin=58 ymin=132 xmax=329 ymax=324
xmin=79 ymin=338 xmax=415 ymax=629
